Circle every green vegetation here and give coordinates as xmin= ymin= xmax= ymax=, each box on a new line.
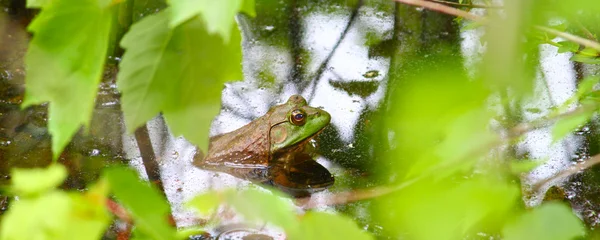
xmin=2 ymin=0 xmax=600 ymax=239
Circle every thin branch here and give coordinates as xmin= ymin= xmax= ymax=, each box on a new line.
xmin=575 ymin=20 xmax=597 ymax=41
xmin=134 ymin=125 xmax=166 ymax=195
xmin=308 ymin=0 xmax=364 ymax=99
xmin=106 ymin=199 xmax=132 ymax=223
xmin=427 ymin=0 xmax=503 ymax=9
xmin=508 ymin=105 xmax=593 ymax=138
xmin=296 ymin=176 xmax=422 ymax=208
xmin=392 ymin=0 xmax=600 ymax=52
xmin=393 ymin=0 xmax=482 ymax=21
xmin=533 ymin=152 xmax=600 ymax=192
xmin=535 ymin=26 xmax=600 ymax=52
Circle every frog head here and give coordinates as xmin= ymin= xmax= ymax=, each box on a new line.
xmin=268 ymin=95 xmax=331 ymax=153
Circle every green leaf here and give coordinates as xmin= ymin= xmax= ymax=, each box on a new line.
xmin=502 ymin=203 xmax=584 ymax=240
xmin=168 ymin=0 xmax=255 ymax=41
xmin=293 ymin=212 xmax=373 ymax=240
xmin=375 ymin=178 xmax=518 ymax=240
xmin=576 ymin=76 xmax=600 ymax=99
xmin=571 ymin=47 xmax=600 ymax=64
xmin=0 ymin=191 xmax=72 ymax=240
xmin=67 ymin=180 xmax=111 ymax=240
xmin=186 ymin=190 xmax=222 ymax=216
xmin=11 ymin=164 xmax=67 ymax=196
xmin=510 ymin=158 xmax=548 ymax=174
xmin=104 ymin=167 xmax=176 ymax=240
xmin=552 ymin=110 xmax=595 ymax=142
xmin=117 ymin=9 xmax=243 ymax=152
xmin=226 ymin=188 xmax=297 ymax=232
xmin=556 ymin=41 xmax=579 ymax=53
xmin=22 ymin=0 xmax=113 ymax=159
xmin=241 ymin=0 xmax=256 ymax=17
xmin=26 ymin=0 xmax=49 ymax=8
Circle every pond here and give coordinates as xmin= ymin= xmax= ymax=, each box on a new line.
xmin=2 ymin=0 xmax=600 ymax=239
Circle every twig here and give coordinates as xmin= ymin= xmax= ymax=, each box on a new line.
xmin=575 ymin=20 xmax=597 ymax=41
xmin=392 ymin=0 xmax=600 ymax=52
xmin=508 ymin=105 xmax=593 ymax=138
xmin=532 ymin=153 xmax=600 ymax=192
xmin=393 ymin=0 xmax=481 ymax=21
xmin=297 ymin=177 xmax=421 ymax=208
xmin=134 ymin=125 xmax=166 ymax=195
xmin=307 ymin=0 xmax=364 ymax=100
xmin=427 ymin=0 xmax=503 ymax=9
xmin=106 ymin=198 xmax=132 ymax=223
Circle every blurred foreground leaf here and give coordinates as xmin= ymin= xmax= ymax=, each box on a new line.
xmin=186 ymin=190 xmax=222 ymax=216
xmin=227 ymin=188 xmax=297 ymax=231
xmin=22 ymin=0 xmax=113 ymax=159
xmin=26 ymin=0 xmax=49 ymax=8
xmin=1 ymin=165 xmax=109 ymax=240
xmin=509 ymin=158 xmax=548 ymax=174
xmin=502 ymin=203 xmax=584 ymax=240
xmin=10 ymin=164 xmax=67 ymax=196
xmin=117 ymin=9 xmax=243 ymax=152
xmin=375 ymin=178 xmax=518 ymax=240
xmin=104 ymin=167 xmax=176 ymax=239
xmin=295 ymin=212 xmax=373 ymax=240
xmin=0 ymin=191 xmax=71 ymax=240
xmin=169 ymin=0 xmax=256 ymax=40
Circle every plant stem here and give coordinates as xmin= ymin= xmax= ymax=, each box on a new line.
xmin=393 ymin=0 xmax=600 ymax=52
xmin=428 ymin=0 xmax=503 ymax=9
xmin=134 ymin=124 xmax=166 ymax=195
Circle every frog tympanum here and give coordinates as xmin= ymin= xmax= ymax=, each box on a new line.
xmin=194 ymin=95 xmax=334 ymax=197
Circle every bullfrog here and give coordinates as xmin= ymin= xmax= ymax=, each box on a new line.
xmin=193 ymin=95 xmax=334 ymax=197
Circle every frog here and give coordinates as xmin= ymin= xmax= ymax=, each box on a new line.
xmin=193 ymin=95 xmax=334 ymax=197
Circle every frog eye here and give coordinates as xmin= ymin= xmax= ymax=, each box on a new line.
xmin=290 ymin=109 xmax=306 ymax=126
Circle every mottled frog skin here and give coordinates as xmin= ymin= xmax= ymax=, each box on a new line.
xmin=194 ymin=95 xmax=334 ymax=196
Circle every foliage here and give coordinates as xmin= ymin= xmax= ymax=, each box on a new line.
xmin=104 ymin=167 xmax=176 ymax=239
xmin=6 ymin=0 xmax=600 ymax=239
xmin=0 ymin=164 xmax=110 ymax=240
xmin=22 ymin=0 xmax=113 ymax=159
xmin=502 ymin=202 xmax=585 ymax=240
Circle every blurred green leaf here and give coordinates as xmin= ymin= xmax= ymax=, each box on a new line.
xmin=66 ymin=180 xmax=111 ymax=240
xmin=375 ymin=178 xmax=518 ymax=240
xmin=0 ymin=191 xmax=71 ymax=240
xmin=117 ymin=9 xmax=243 ymax=152
xmin=226 ymin=188 xmax=297 ymax=232
xmin=294 ymin=212 xmax=373 ymax=240
xmin=0 ymin=176 xmax=109 ymax=240
xmin=551 ymin=109 xmax=595 ymax=142
xmin=186 ymin=190 xmax=222 ymax=216
xmin=557 ymin=41 xmax=579 ymax=53
xmin=576 ymin=76 xmax=600 ymax=99
xmin=571 ymin=48 xmax=600 ymax=64
xmin=104 ymin=167 xmax=176 ymax=239
xmin=11 ymin=164 xmax=67 ymax=196
xmin=21 ymin=0 xmax=113 ymax=159
xmin=510 ymin=158 xmax=548 ymax=174
xmin=26 ymin=0 xmax=49 ymax=8
xmin=169 ymin=0 xmax=255 ymax=41
xmin=502 ymin=203 xmax=584 ymax=240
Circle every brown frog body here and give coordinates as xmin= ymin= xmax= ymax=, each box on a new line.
xmin=194 ymin=95 xmax=334 ymax=196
